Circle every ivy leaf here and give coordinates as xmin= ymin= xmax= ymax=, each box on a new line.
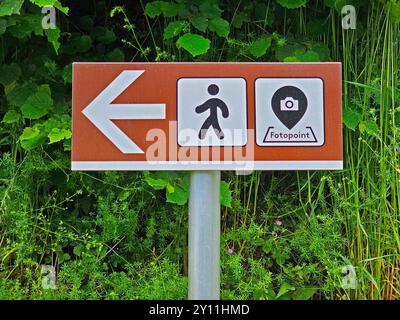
xmin=220 ymin=181 xmax=232 ymax=208
xmin=190 ymin=16 xmax=208 ymax=32
xmin=248 ymin=36 xmax=272 ymax=58
xmin=343 ymin=109 xmax=362 ymax=130
xmin=176 ymin=33 xmax=210 ymax=57
xmin=0 ymin=63 xmax=21 ymax=86
xmin=208 ymin=17 xmax=230 ymax=38
xmin=163 ymin=20 xmax=188 ymax=40
xmin=20 ymin=126 xmax=47 ymax=150
xmin=276 ymin=0 xmax=308 ymax=9
xmin=2 ymin=110 xmax=20 ymax=124
xmin=21 ymin=85 xmax=53 ymax=119
xmin=45 ymin=27 xmax=61 ymax=54
xmin=0 ymin=0 xmax=24 ymax=17
xmin=48 ymin=128 xmax=72 ymax=144
xmin=359 ymin=120 xmax=379 ymax=136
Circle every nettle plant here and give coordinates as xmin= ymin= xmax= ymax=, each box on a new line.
xmin=0 ymin=1 xmax=72 ymax=152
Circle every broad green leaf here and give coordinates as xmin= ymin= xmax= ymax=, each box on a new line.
xmin=6 ymin=82 xmax=38 ymax=106
xmin=232 ymin=12 xmax=249 ymax=29
xmin=21 ymin=85 xmax=53 ymax=119
xmin=0 ymin=63 xmax=21 ymax=86
xmin=96 ymin=29 xmax=116 ymax=44
xmin=0 ymin=0 xmax=23 ymax=17
xmin=163 ymin=20 xmax=188 ymax=40
xmin=276 ymin=0 xmax=308 ymax=9
xmin=248 ymin=36 xmax=272 ymax=58
xmin=30 ymin=0 xmax=69 ymax=14
xmin=2 ymin=110 xmax=20 ymax=124
xmin=292 ymin=288 xmax=317 ymax=300
xmin=343 ymin=109 xmax=362 ymax=130
xmin=144 ymin=1 xmax=163 ymax=18
xmin=166 ymin=184 xmax=188 ymax=205
xmin=299 ymin=50 xmax=320 ymax=62
xmin=48 ymin=128 xmax=72 ymax=144
xmin=276 ymin=282 xmax=296 ymax=299
xmin=63 ymin=34 xmax=92 ymax=54
xmin=359 ymin=120 xmax=379 ymax=136
xmin=144 ymin=172 xmax=168 ymax=189
xmin=199 ymin=2 xmax=222 ymax=19
xmin=220 ymin=181 xmax=232 ymax=208
xmin=176 ymin=33 xmax=210 ymax=57
xmin=190 ymin=16 xmax=208 ymax=32
xmin=20 ymin=126 xmax=46 ymax=150
xmin=7 ymin=14 xmax=43 ymax=38
xmin=45 ymin=27 xmax=61 ymax=54
xmin=160 ymin=2 xmax=183 ymax=18
xmin=208 ymin=17 xmax=229 ymax=38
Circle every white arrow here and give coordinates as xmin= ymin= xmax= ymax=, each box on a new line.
xmin=82 ymin=70 xmax=166 ymax=154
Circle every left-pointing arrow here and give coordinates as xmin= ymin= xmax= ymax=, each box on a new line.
xmin=82 ymin=70 xmax=166 ymax=154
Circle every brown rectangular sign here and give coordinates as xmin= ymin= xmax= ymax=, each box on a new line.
xmin=71 ymin=62 xmax=342 ymax=171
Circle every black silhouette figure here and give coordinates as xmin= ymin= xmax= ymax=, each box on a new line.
xmin=195 ymin=84 xmax=229 ymax=140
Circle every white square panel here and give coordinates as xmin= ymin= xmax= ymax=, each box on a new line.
xmin=177 ymin=78 xmax=247 ymax=146
xmin=255 ymin=78 xmax=325 ymax=146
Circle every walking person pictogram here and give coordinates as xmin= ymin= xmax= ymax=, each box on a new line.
xmin=195 ymin=84 xmax=229 ymax=140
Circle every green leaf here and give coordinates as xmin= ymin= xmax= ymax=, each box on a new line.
xmin=276 ymin=0 xmax=308 ymax=9
xmin=21 ymin=85 xmax=53 ymax=119
xmin=299 ymin=50 xmax=320 ymax=62
xmin=6 ymin=82 xmax=38 ymax=107
xmin=163 ymin=20 xmax=188 ymax=40
xmin=45 ymin=27 xmax=61 ymax=54
xmin=20 ymin=126 xmax=46 ymax=150
xmin=0 ymin=63 xmax=21 ymax=86
xmin=199 ymin=2 xmax=222 ymax=19
xmin=190 ymin=16 xmax=208 ymax=32
xmin=343 ymin=109 xmax=362 ymax=130
xmin=276 ymin=282 xmax=296 ymax=299
xmin=48 ymin=128 xmax=72 ymax=144
xmin=166 ymin=184 xmax=188 ymax=205
xmin=0 ymin=0 xmax=23 ymax=16
xmin=63 ymin=34 xmax=92 ymax=54
xmin=96 ymin=29 xmax=116 ymax=44
xmin=2 ymin=110 xmax=20 ymax=124
xmin=248 ymin=36 xmax=272 ymax=58
xmin=7 ymin=14 xmax=43 ymax=38
xmin=292 ymin=288 xmax=317 ymax=300
xmin=359 ymin=120 xmax=379 ymax=136
xmin=30 ymin=0 xmax=69 ymax=14
xmin=220 ymin=181 xmax=232 ymax=208
xmin=208 ymin=17 xmax=229 ymax=38
xmin=176 ymin=33 xmax=210 ymax=57
xmin=144 ymin=1 xmax=163 ymax=18
xmin=160 ymin=2 xmax=182 ymax=18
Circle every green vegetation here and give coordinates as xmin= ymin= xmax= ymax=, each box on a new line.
xmin=0 ymin=0 xmax=399 ymax=300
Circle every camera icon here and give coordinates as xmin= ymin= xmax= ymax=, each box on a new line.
xmin=280 ymin=97 xmax=299 ymax=111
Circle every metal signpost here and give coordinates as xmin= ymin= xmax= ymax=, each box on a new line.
xmin=71 ymin=62 xmax=342 ymax=299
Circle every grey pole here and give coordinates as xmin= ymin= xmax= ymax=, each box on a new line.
xmin=188 ymin=171 xmax=221 ymax=300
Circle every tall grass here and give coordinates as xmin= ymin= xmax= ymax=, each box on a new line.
xmin=327 ymin=4 xmax=399 ymax=299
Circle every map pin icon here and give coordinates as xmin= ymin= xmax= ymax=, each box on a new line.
xmin=271 ymin=86 xmax=308 ymax=130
